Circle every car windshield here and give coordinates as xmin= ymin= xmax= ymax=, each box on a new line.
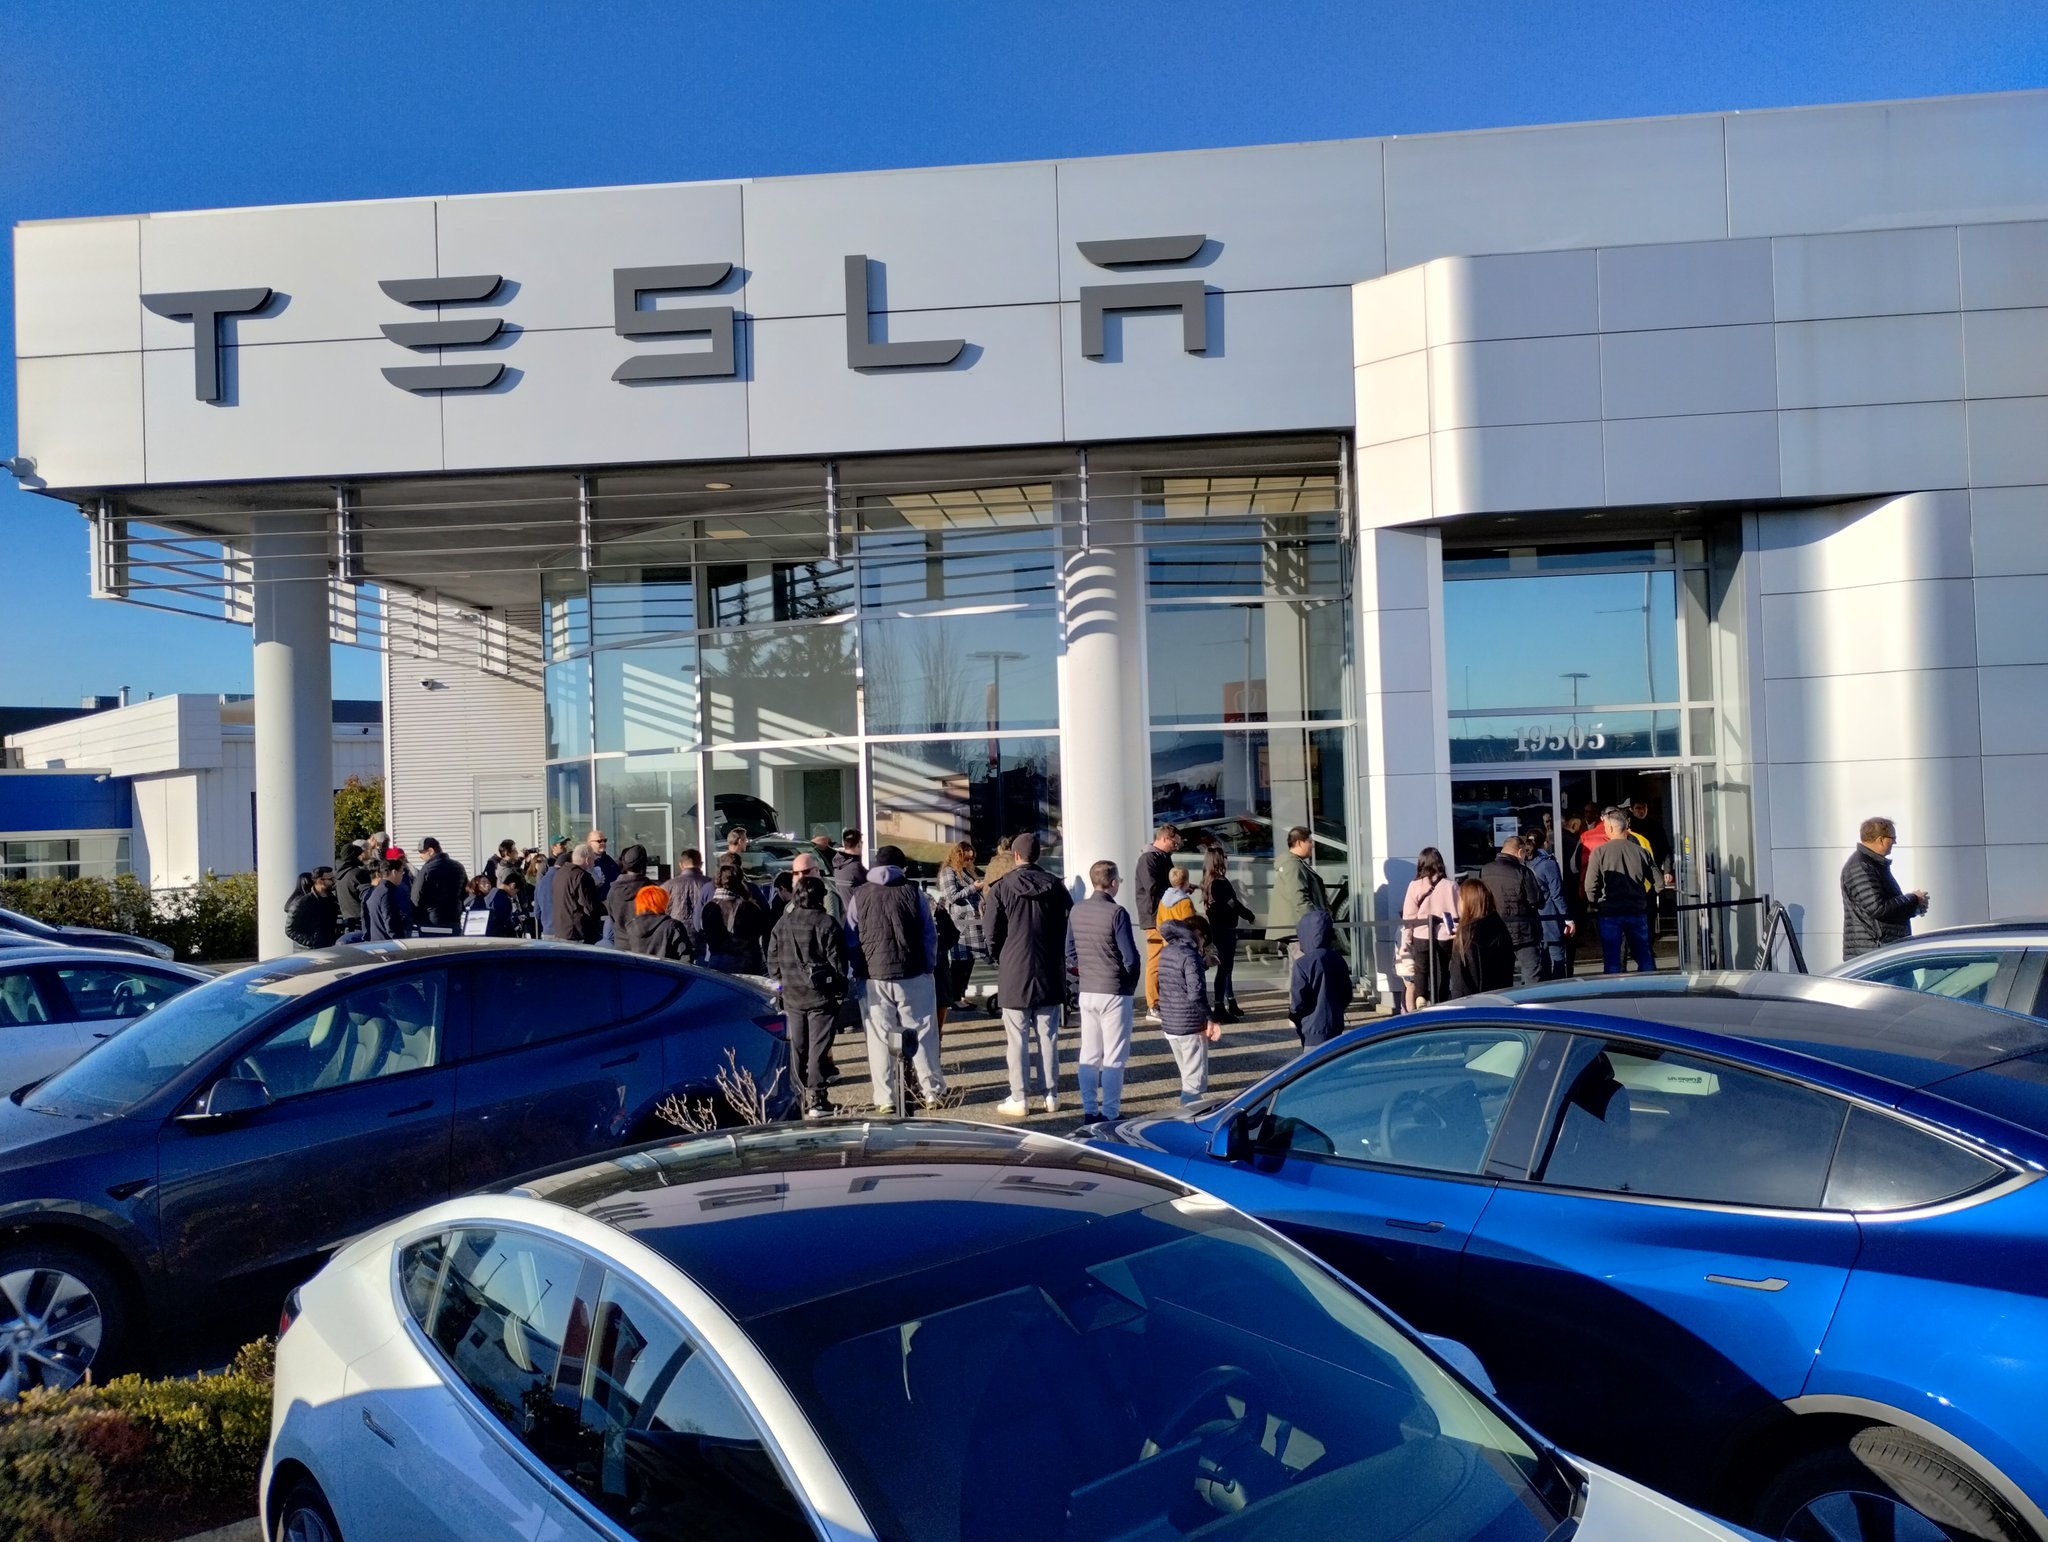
xmin=750 ymin=1197 xmax=1571 ymax=1541
xmin=23 ymin=963 xmax=313 ymax=1118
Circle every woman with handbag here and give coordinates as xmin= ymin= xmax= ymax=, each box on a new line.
xmin=1398 ymin=847 xmax=1459 ymax=1008
xmin=1201 ymin=847 xmax=1255 ymax=1022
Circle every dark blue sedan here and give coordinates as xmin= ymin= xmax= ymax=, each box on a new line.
xmin=0 ymin=939 xmax=789 ymax=1397
xmin=1089 ymin=973 xmax=2048 ymax=1542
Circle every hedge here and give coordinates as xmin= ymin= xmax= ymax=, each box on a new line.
xmin=0 ymin=873 xmax=258 ymax=964
xmin=0 ymin=1340 xmax=273 ymax=1542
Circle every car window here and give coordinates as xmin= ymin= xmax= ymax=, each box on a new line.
xmin=237 ymin=973 xmax=445 ymax=1099
xmin=53 ymin=965 xmax=188 ymax=1022
xmin=1538 ymin=1040 xmax=1846 ymax=1209
xmin=617 ymin=967 xmax=683 ymax=1020
xmin=466 ymin=959 xmax=620 ymax=1057
xmin=398 ymin=1233 xmax=449 ymax=1329
xmin=1823 ymin=1107 xmax=2004 ymax=1212
xmin=0 ymin=969 xmax=55 ymax=1027
xmin=1853 ymin=950 xmax=2006 ymax=1004
xmin=1262 ymin=1026 xmax=1536 ymax=1174
xmin=551 ymin=1271 xmax=813 ymax=1540
xmin=429 ymin=1228 xmax=587 ymax=1445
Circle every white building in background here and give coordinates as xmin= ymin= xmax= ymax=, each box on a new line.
xmin=12 ymin=87 xmax=2048 ymax=960
xmin=4 ymin=695 xmax=382 ymax=887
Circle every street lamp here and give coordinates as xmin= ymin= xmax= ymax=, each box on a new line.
xmin=1561 ymin=671 xmax=1590 ymax=763
xmin=969 ymin=649 xmax=1028 ymax=819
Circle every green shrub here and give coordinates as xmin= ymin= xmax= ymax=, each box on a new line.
xmin=0 ymin=1340 xmax=275 ymax=1542
xmin=0 ymin=872 xmax=257 ymax=963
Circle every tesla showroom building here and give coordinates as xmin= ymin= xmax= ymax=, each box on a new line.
xmin=12 ymin=88 xmax=2048 ymax=962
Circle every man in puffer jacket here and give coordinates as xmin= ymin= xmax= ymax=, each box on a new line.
xmin=848 ymin=846 xmax=946 ymax=1111
xmin=604 ymin=845 xmax=655 ymax=944
xmin=1288 ymin=910 xmax=1352 ymax=1050
xmin=985 ymin=833 xmax=1072 ymax=1116
xmin=1840 ymin=816 xmax=1929 ymax=960
xmin=1156 ymin=914 xmax=1223 ymax=1104
xmin=766 ymin=875 xmax=850 ymax=1118
xmin=1066 ymin=860 xmax=1141 ymax=1122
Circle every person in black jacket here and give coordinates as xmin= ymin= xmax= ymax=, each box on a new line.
xmin=604 ymin=845 xmax=654 ymax=943
xmin=1288 ymin=909 xmax=1352 ymax=1049
xmin=1478 ymin=835 xmax=1546 ymax=985
xmin=699 ymin=861 xmax=770 ymax=974
xmin=410 ymin=838 xmax=468 ymax=934
xmin=848 ymin=846 xmax=945 ymax=1112
xmin=620 ymin=882 xmax=690 ymax=961
xmin=766 ymin=875 xmax=850 ymax=1118
xmin=334 ymin=844 xmax=370 ymax=933
xmin=1201 ymin=847 xmax=1255 ymax=1022
xmin=831 ymin=829 xmax=868 ymax=917
xmin=284 ymin=868 xmax=341 ymax=950
xmin=1447 ymin=878 xmax=1515 ymax=999
xmin=1156 ymin=915 xmax=1222 ymax=1104
xmin=550 ymin=845 xmax=605 ymax=944
xmin=985 ymin=833 xmax=1073 ymax=1117
xmin=1066 ymin=860 xmax=1142 ymax=1122
xmin=361 ymin=860 xmax=413 ymax=943
xmin=1134 ymin=824 xmax=1179 ymax=1017
xmin=1840 ymin=816 xmax=1929 ymax=960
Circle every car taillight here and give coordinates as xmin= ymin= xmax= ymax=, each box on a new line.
xmin=278 ymin=1286 xmax=302 ymax=1337
xmin=756 ymin=1013 xmax=787 ymax=1037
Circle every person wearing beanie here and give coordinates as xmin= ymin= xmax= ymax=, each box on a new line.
xmin=985 ymin=831 xmax=1072 ymax=1117
xmin=621 ymin=881 xmax=689 ymax=960
xmin=765 ymin=874 xmax=851 ymax=1117
xmin=605 ymin=843 xmax=654 ymax=943
xmin=847 ymin=843 xmax=946 ymax=1112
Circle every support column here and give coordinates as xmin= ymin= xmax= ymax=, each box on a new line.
xmin=1057 ymin=466 xmax=1152 ymax=918
xmin=251 ymin=511 xmax=333 ymax=959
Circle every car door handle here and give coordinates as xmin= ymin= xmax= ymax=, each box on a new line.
xmin=1706 ymin=1273 xmax=1788 ymax=1292
xmin=90 ymin=1031 xmax=115 ymax=1040
xmin=385 ymin=1099 xmax=434 ymax=1118
xmin=1385 ymin=1218 xmax=1447 ymax=1234
xmin=599 ymin=1051 xmax=640 ymax=1068
xmin=362 ymin=1408 xmax=397 ymax=1447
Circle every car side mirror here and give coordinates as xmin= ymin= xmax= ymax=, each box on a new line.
xmin=1421 ymin=1334 xmax=1497 ymax=1396
xmin=181 ymin=1075 xmax=273 ymax=1124
xmin=1207 ymin=1108 xmax=1255 ymax=1163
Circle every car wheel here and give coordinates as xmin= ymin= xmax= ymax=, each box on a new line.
xmin=1756 ymin=1425 xmax=2030 ymax=1542
xmin=0 ymin=1242 xmax=128 ymax=1400
xmin=275 ymin=1477 xmax=344 ymax=1542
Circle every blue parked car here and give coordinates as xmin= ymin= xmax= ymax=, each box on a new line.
xmin=0 ymin=939 xmax=789 ymax=1398
xmin=1088 ymin=972 xmax=2048 ymax=1542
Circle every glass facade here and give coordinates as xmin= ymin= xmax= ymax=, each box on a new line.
xmin=0 ymin=834 xmax=131 ymax=881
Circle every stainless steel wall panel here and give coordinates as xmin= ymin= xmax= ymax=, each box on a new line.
xmin=1959 ymin=220 xmax=2048 ymax=311
xmin=1967 ymin=398 xmax=2048 ymax=488
xmin=1424 ymin=250 xmax=1598 ymax=344
xmin=1760 ymin=578 xmax=1978 ymax=679
xmin=1975 ymin=575 xmax=2048 ymax=666
xmin=1757 ymin=492 xmax=1974 ymax=594
xmin=1962 ymin=307 xmax=2048 ymax=400
xmin=1771 ymin=227 xmax=1961 ymax=322
xmin=1353 ymin=351 xmax=1430 ymax=447
xmin=1428 ymin=420 xmax=1604 ymax=515
xmin=1599 ymin=323 xmax=1777 ymax=419
xmin=1778 ymin=401 xmax=1968 ymax=497
xmin=1601 ymin=411 xmax=1780 ymax=506
xmin=1980 ymin=664 xmax=2048 ymax=755
xmin=15 ymin=353 xmax=145 ymax=488
xmin=1970 ymin=487 xmax=2048 ymax=577
xmin=1775 ymin=313 xmax=1965 ymax=409
xmin=13 ymin=220 xmax=143 ymax=358
xmin=1428 ymin=335 xmax=1599 ymax=430
xmin=1596 ymin=237 xmax=1773 ymax=332
xmin=1352 ymin=264 xmax=1427 ymax=363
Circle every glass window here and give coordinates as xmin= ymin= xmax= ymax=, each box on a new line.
xmin=1851 ymin=951 xmax=2008 ymax=1005
xmin=237 ymin=973 xmax=446 ymax=1100
xmin=0 ymin=968 xmax=55 ymax=1026
xmin=431 ymin=1228 xmax=587 ymax=1446
xmin=862 ymin=612 xmax=1059 ymax=736
xmin=1823 ymin=1107 xmax=2003 ymax=1213
xmin=592 ymin=566 xmax=694 ymax=644
xmin=543 ymin=568 xmax=590 ymax=661
xmin=557 ymin=1272 xmax=814 ymax=1541
xmin=546 ymin=659 xmax=593 ymax=761
xmin=597 ymin=752 xmax=699 ymax=876
xmin=1448 ymin=710 xmax=1681 ymax=767
xmin=1152 ymin=727 xmax=1348 ymax=925
xmin=467 ymin=959 xmax=620 ymax=1057
xmin=1263 ymin=1027 xmax=1535 ymax=1172
xmin=398 ymin=1233 xmax=448 ymax=1329
xmin=857 ymin=485 xmax=1056 ymax=613
xmin=773 ymin=1201 xmax=1566 ymax=1542
xmin=1143 ymin=472 xmax=1344 ymax=599
xmin=1444 ymin=570 xmax=1678 ymax=711
xmin=1539 ymin=1042 xmax=1846 ymax=1210
xmin=595 ymin=644 xmax=698 ymax=754
xmin=52 ymin=965 xmax=188 ymax=1022
xmin=1444 ymin=541 xmax=1673 ymax=578
xmin=706 ymin=558 xmax=854 ymax=627
xmin=872 ymin=737 xmax=1061 ymax=877
xmin=548 ymin=762 xmax=594 ymax=847
xmin=26 ymin=973 xmax=287 ymax=1118
xmin=701 ymin=624 xmax=857 ymax=743
xmin=1147 ymin=601 xmax=1345 ymax=725
xmin=708 ymin=745 xmax=861 ymax=847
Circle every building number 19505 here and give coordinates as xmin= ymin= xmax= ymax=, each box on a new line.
xmin=1513 ymin=724 xmax=1608 ymax=754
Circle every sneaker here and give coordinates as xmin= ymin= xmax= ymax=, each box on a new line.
xmin=1080 ymin=1109 xmax=1101 ymax=1123
xmin=996 ymin=1096 xmax=1029 ymax=1117
xmin=1042 ymin=1094 xmax=1059 ymax=1115
xmin=1144 ymin=1011 xmax=1161 ymax=1026
xmin=803 ymin=1104 xmax=830 ymax=1121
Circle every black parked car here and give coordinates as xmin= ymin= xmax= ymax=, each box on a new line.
xmin=0 ymin=905 xmax=175 ymax=962
xmin=0 ymin=939 xmax=790 ymax=1394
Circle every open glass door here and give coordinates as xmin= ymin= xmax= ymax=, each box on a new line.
xmin=1668 ymin=764 xmax=1713 ymax=969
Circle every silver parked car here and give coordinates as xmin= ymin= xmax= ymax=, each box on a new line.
xmin=1830 ymin=919 xmax=2048 ymax=1021
xmin=0 ymin=947 xmax=209 ymax=1091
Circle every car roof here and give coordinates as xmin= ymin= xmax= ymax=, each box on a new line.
xmin=507 ymin=1120 xmax=1190 ymax=1322
xmin=1475 ymin=971 xmax=2048 ymax=1090
xmin=1847 ymin=919 xmax=2048 ymax=947
xmin=0 ymin=946 xmax=207 ymax=975
xmin=205 ymin=937 xmax=753 ymax=996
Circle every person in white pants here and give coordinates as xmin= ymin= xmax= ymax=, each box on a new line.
xmin=1066 ymin=859 xmax=1142 ymax=1121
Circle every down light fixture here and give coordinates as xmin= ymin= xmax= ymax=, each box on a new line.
xmin=704 ymin=481 xmax=733 ymax=491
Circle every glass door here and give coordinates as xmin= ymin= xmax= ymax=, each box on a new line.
xmin=1449 ymin=776 xmax=1556 ymax=875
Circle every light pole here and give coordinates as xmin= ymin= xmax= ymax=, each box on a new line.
xmin=1561 ymin=670 xmax=1590 ymax=764
xmin=969 ymin=649 xmax=1027 ymax=823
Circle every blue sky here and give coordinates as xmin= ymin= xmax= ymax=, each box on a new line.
xmin=4 ymin=0 xmax=2046 ymax=707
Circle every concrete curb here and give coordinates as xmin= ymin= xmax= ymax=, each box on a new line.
xmin=179 ymin=1521 xmax=261 ymax=1542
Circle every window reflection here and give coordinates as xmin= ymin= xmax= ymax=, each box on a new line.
xmin=708 ymin=745 xmax=859 ymax=846
xmin=1147 ymin=601 xmax=1345 ymax=725
xmin=1444 ymin=570 xmax=1678 ymax=711
xmin=594 ymin=642 xmax=697 ymax=753
xmin=544 ymin=659 xmax=591 ymax=761
xmin=863 ymin=612 xmax=1059 ymax=735
xmin=701 ymin=624 xmax=857 ymax=743
xmin=871 ymin=737 xmax=1061 ymax=877
xmin=596 ymin=752 xmax=698 ymax=874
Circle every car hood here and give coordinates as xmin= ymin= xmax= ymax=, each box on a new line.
xmin=1576 ymin=1457 xmax=1763 ymax=1539
xmin=0 ymin=1091 xmax=137 ymax=1185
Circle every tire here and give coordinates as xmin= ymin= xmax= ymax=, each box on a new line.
xmin=0 ymin=1241 xmax=132 ymax=1399
xmin=275 ymin=1477 xmax=344 ymax=1542
xmin=1755 ymin=1425 xmax=2031 ymax=1542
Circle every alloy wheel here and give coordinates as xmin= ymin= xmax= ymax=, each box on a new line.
xmin=0 ymin=1266 xmax=104 ymax=1399
xmin=281 ymin=1504 xmax=339 ymax=1542
xmin=1782 ymin=1489 xmax=1953 ymax=1542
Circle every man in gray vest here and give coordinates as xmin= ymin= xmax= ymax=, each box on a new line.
xmin=847 ymin=844 xmax=946 ymax=1112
